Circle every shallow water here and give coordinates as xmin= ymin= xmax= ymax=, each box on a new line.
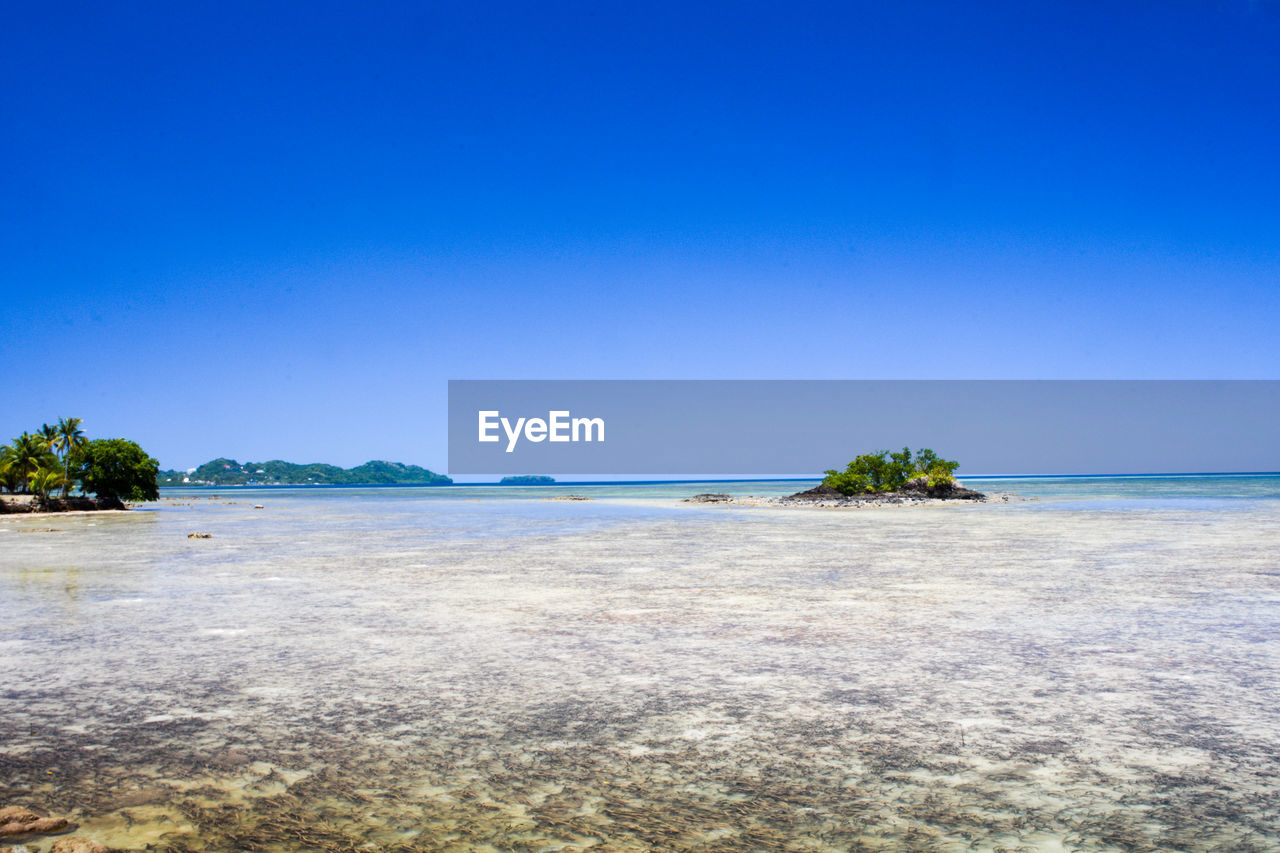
xmin=2 ymin=481 xmax=1279 ymax=851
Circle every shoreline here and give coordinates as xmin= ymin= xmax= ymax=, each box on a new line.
xmin=683 ymin=486 xmax=1032 ymax=508
xmin=0 ymin=508 xmax=133 ymax=522
xmin=685 ymin=491 xmax=1031 ymax=508
xmin=0 ymin=496 xmax=129 ymax=517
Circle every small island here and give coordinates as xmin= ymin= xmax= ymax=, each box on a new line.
xmin=792 ymin=446 xmax=985 ymax=502
xmin=687 ymin=448 xmax=1004 ymax=507
xmin=499 ymin=475 xmax=557 ymax=485
xmin=1 ymin=417 xmax=158 ymax=514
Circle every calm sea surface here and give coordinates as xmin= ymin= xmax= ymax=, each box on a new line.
xmin=2 ymin=476 xmax=1278 ymax=851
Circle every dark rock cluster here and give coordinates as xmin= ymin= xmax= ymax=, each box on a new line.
xmin=784 ymin=478 xmax=985 ymax=504
xmin=0 ymin=496 xmax=125 ymax=515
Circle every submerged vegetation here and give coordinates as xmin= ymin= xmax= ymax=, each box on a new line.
xmin=823 ymin=447 xmax=960 ymax=495
xmin=0 ymin=417 xmax=158 ymax=508
xmin=4 ymin=492 xmax=1274 ymax=850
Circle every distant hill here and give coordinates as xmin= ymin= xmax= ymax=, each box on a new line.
xmin=159 ymin=458 xmax=452 ymax=486
xmin=499 ymin=475 xmax=556 ymax=485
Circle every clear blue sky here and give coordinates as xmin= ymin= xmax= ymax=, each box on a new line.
xmin=2 ymin=1 xmax=1277 ymax=471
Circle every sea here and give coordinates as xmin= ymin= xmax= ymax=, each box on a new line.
xmin=2 ymin=474 xmax=1278 ymax=851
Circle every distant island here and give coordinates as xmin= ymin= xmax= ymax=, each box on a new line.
xmin=499 ymin=475 xmax=556 ymax=485
xmin=159 ymin=458 xmax=452 ymax=486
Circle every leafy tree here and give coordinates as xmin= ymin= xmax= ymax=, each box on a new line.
xmin=823 ymin=447 xmax=961 ymax=495
xmin=887 ymin=447 xmax=915 ymax=487
xmin=914 ymin=448 xmax=941 ymax=474
xmin=923 ymin=458 xmax=960 ymax=487
xmin=823 ymin=451 xmax=894 ymax=494
xmin=53 ymin=416 xmax=86 ymax=496
xmin=71 ymin=438 xmax=160 ymax=502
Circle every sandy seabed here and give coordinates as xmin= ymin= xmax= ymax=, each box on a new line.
xmin=2 ymin=495 xmax=1279 ymax=851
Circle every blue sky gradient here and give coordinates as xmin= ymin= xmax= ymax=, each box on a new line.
xmin=2 ymin=2 xmax=1277 ymax=470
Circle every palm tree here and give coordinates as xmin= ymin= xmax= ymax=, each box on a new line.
xmin=53 ymin=416 xmax=86 ymax=497
xmin=7 ymin=433 xmax=54 ymax=495
xmin=28 ymin=468 xmax=67 ymax=509
xmin=0 ymin=446 xmax=16 ymax=493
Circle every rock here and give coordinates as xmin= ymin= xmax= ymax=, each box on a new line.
xmin=0 ymin=496 xmax=36 ymax=514
xmin=0 ymin=496 xmax=125 ymax=514
xmin=784 ymin=484 xmax=845 ymax=501
xmin=899 ymin=476 xmax=931 ymax=494
xmin=187 ymin=532 xmax=213 ymax=539
xmin=933 ymin=480 xmax=985 ymax=500
xmin=684 ymin=493 xmax=732 ymax=503
xmin=50 ymin=839 xmax=110 ymax=853
xmin=0 ymin=805 xmax=73 ymax=837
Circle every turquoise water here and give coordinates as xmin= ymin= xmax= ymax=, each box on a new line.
xmin=146 ymin=475 xmax=1280 ymax=545
xmin=160 ymin=471 xmax=1280 ymax=498
xmin=157 ymin=471 xmax=1280 ymax=508
xmin=964 ymin=472 xmax=1280 ymax=501
xmin=3 ymin=474 xmax=1279 ymax=851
